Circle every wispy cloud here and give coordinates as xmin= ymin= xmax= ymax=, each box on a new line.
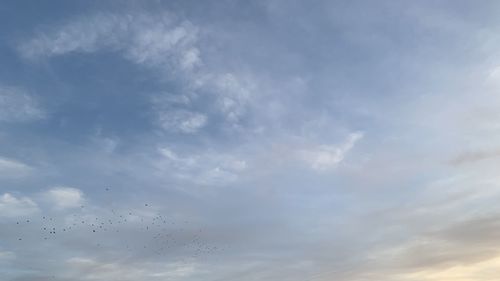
xmin=0 ymin=86 xmax=44 ymax=122
xmin=19 ymin=12 xmax=257 ymax=133
xmin=157 ymin=147 xmax=247 ymax=185
xmin=299 ymin=132 xmax=364 ymax=171
xmin=20 ymin=13 xmax=198 ymax=69
xmin=157 ymin=110 xmax=207 ymax=134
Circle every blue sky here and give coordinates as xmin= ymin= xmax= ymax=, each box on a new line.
xmin=2 ymin=1 xmax=500 ymax=280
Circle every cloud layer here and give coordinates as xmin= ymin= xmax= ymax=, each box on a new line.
xmin=2 ymin=1 xmax=500 ymax=281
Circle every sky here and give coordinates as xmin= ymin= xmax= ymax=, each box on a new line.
xmin=2 ymin=1 xmax=500 ymax=280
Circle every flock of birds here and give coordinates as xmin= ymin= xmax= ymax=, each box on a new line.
xmin=9 ymin=188 xmax=223 ymax=262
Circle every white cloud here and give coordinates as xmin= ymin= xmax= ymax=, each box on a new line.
xmin=95 ymin=137 xmax=118 ymax=154
xmin=158 ymin=147 xmax=247 ymax=185
xmin=124 ymin=20 xmax=199 ymax=70
xmin=212 ymin=73 xmax=252 ymax=123
xmin=487 ymin=66 xmax=500 ymax=82
xmin=180 ymin=47 xmax=201 ymax=70
xmin=19 ymin=14 xmax=121 ymax=58
xmin=20 ymin=12 xmax=258 ymax=131
xmin=90 ymin=131 xmax=119 ymax=154
xmin=19 ymin=13 xmax=198 ymax=72
xmin=44 ymin=186 xmax=84 ymax=209
xmin=159 ymin=147 xmax=197 ymax=168
xmin=0 ymin=86 xmax=45 ymax=122
xmin=158 ymin=110 xmax=207 ymax=133
xmin=299 ymin=132 xmax=364 ymax=171
xmin=224 ymin=158 xmax=248 ymax=171
xmin=0 ymin=157 xmax=32 ymax=179
xmin=0 ymin=193 xmax=39 ymax=218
